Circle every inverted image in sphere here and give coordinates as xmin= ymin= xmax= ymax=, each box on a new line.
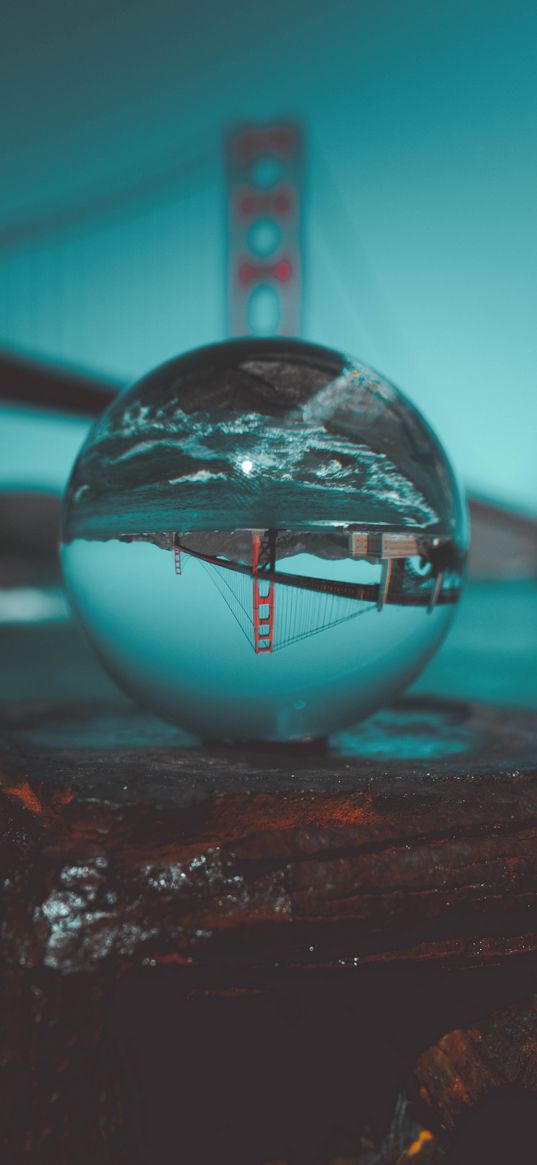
xmin=61 ymin=338 xmax=468 ymax=741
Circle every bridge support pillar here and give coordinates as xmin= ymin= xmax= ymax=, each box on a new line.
xmin=173 ymin=534 xmax=182 ymax=575
xmin=252 ymin=532 xmax=274 ymax=653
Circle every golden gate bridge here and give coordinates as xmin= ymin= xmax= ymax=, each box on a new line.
xmin=171 ymin=528 xmax=460 ymax=655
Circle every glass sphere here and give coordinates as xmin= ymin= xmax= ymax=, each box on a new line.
xmin=61 ymin=338 xmax=468 ymax=742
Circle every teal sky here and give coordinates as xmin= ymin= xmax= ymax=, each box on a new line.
xmin=61 ymin=537 xmax=453 ymax=739
xmin=1 ymin=0 xmax=536 ymax=512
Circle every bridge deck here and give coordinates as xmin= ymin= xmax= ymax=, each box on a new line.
xmin=177 ymin=538 xmax=460 ymax=607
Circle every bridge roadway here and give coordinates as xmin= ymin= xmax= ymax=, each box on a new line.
xmin=177 ymin=540 xmax=460 ymax=608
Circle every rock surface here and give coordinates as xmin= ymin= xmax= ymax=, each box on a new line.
xmin=2 ymin=695 xmax=537 ymax=1162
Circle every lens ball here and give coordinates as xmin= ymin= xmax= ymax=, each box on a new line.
xmin=61 ymin=338 xmax=468 ymax=742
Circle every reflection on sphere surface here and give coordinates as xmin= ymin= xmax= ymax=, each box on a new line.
xmin=61 ymin=338 xmax=468 ymax=741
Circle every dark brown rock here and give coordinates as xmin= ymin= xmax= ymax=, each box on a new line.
xmin=2 ymin=695 xmax=537 ymax=1162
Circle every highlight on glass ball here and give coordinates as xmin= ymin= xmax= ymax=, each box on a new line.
xmin=61 ymin=338 xmax=468 ymax=742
